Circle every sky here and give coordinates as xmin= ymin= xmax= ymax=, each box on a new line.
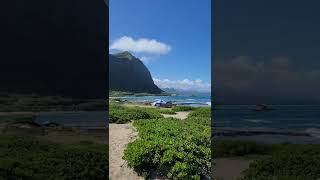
xmin=109 ymin=0 xmax=211 ymax=92
xmin=214 ymin=0 xmax=320 ymax=104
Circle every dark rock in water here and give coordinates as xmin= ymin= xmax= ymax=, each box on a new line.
xmin=253 ymin=104 xmax=274 ymax=112
xmin=109 ymin=52 xmax=162 ymax=94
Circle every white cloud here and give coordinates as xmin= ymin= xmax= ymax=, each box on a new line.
xmin=110 ymin=36 xmax=171 ymax=55
xmin=153 ymin=78 xmax=211 ymax=92
xmin=139 ymin=56 xmax=153 ymax=64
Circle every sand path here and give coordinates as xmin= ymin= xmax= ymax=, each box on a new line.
xmin=109 ymin=123 xmax=144 ymax=180
xmin=162 ymin=111 xmax=190 ymax=120
xmin=213 ymin=157 xmax=253 ymax=180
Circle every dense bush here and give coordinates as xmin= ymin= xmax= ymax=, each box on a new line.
xmin=0 ymin=135 xmax=108 ymax=180
xmin=240 ymin=145 xmax=320 ymax=180
xmin=123 ymin=113 xmax=211 ymax=179
xmin=109 ymin=105 xmax=162 ymax=123
xmin=172 ymin=106 xmax=196 ymax=112
xmin=188 ymin=107 xmax=211 ymax=118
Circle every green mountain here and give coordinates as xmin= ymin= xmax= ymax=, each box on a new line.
xmin=109 ymin=51 xmax=163 ymax=94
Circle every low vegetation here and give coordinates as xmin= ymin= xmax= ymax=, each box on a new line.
xmin=108 ymin=103 xmax=212 ymax=179
xmin=215 ymin=140 xmax=320 ymax=180
xmin=241 ymin=144 xmax=320 ymax=180
xmin=122 ymin=107 xmax=211 ymax=179
xmin=109 ymin=104 xmax=162 ymax=123
xmin=172 ymin=106 xmax=196 ymax=112
xmin=0 ymin=135 xmax=108 ymax=180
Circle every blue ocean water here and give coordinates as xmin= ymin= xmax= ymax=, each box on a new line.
xmin=213 ymin=105 xmax=320 ymax=143
xmin=35 ymin=111 xmax=107 ymax=127
xmin=119 ymin=94 xmax=211 ymax=107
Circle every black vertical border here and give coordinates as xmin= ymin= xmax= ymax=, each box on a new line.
xmin=105 ymin=0 xmax=109 ymax=178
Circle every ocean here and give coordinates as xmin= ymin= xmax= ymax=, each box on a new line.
xmin=35 ymin=111 xmax=107 ymax=127
xmin=118 ymin=94 xmax=211 ymax=107
xmin=34 ymin=94 xmax=211 ymax=127
xmin=213 ymin=105 xmax=320 ymax=144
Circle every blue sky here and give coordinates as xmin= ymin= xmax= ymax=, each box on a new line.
xmin=109 ymin=0 xmax=211 ymax=92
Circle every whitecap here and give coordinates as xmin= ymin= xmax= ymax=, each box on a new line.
xmin=244 ymin=119 xmax=271 ymax=123
xmin=305 ymin=128 xmax=320 ymax=138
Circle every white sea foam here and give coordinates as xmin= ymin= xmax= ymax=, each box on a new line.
xmin=305 ymin=128 xmax=320 ymax=138
xmin=244 ymin=119 xmax=271 ymax=123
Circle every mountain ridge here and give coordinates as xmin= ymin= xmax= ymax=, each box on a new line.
xmin=109 ymin=52 xmax=163 ymax=94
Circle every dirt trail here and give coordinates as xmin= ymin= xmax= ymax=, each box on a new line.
xmin=109 ymin=123 xmax=144 ymax=180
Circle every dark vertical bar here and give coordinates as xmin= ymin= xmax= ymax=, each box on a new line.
xmin=213 ymin=0 xmax=320 ymax=179
xmin=0 ymin=0 xmax=108 ymax=179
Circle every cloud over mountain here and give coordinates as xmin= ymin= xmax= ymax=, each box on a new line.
xmin=110 ymin=36 xmax=171 ymax=55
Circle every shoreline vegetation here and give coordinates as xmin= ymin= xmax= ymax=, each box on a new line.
xmin=109 ymin=99 xmax=211 ymax=179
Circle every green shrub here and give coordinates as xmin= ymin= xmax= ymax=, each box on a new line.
xmin=109 ymin=105 xmax=162 ymax=124
xmin=172 ymin=106 xmax=196 ymax=112
xmin=240 ymin=145 xmax=320 ymax=180
xmin=0 ymin=135 xmax=108 ymax=180
xmin=188 ymin=107 xmax=211 ymax=118
xmin=123 ymin=117 xmax=211 ymax=179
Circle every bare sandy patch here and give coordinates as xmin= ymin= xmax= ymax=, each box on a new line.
xmin=109 ymin=123 xmax=144 ymax=180
xmin=162 ymin=111 xmax=190 ymax=120
xmin=213 ymin=157 xmax=253 ymax=180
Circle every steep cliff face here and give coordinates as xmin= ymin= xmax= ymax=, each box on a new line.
xmin=109 ymin=52 xmax=162 ymax=94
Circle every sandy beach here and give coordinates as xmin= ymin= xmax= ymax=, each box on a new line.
xmin=109 ymin=123 xmax=144 ymax=180
xmin=213 ymin=157 xmax=253 ymax=180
